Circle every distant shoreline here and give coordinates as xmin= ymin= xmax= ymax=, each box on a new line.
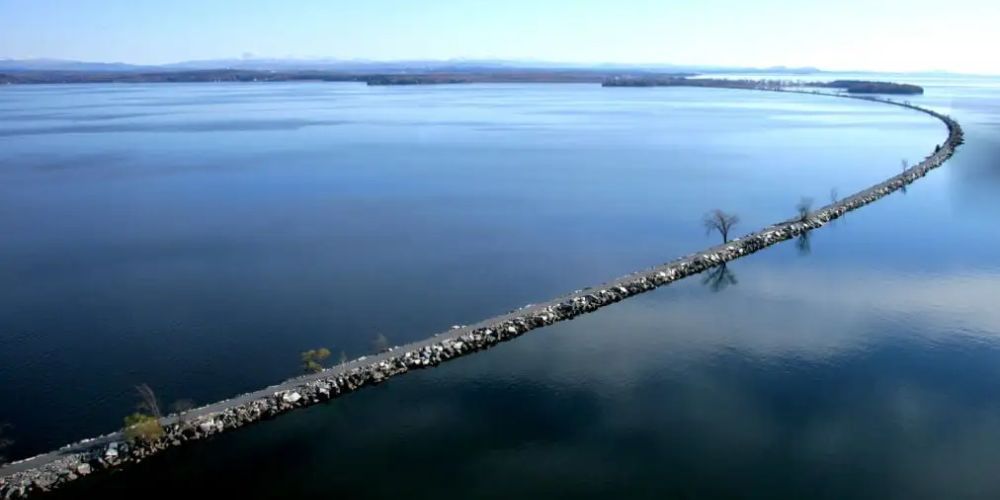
xmin=0 ymin=70 xmax=924 ymax=95
xmin=0 ymin=69 xmax=690 ymax=85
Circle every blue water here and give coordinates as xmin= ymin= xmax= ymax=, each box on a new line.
xmin=2 ymin=78 xmax=999 ymax=498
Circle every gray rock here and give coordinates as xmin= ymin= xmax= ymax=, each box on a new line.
xmin=198 ymin=420 xmax=216 ymax=433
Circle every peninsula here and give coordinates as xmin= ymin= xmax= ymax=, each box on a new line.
xmin=602 ymin=76 xmax=924 ymax=94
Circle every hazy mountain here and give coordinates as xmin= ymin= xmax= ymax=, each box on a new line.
xmin=163 ymin=58 xmax=822 ymax=74
xmin=0 ymin=57 xmax=821 ymax=75
xmin=0 ymin=58 xmax=153 ymax=72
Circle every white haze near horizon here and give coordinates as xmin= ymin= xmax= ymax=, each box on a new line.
xmin=0 ymin=0 xmax=998 ymax=75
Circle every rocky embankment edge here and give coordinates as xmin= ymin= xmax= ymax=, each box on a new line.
xmin=0 ymin=92 xmax=963 ymax=499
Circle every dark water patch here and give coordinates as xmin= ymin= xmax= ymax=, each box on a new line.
xmin=0 ymin=152 xmax=133 ymax=173
xmin=0 ymin=111 xmax=165 ymax=122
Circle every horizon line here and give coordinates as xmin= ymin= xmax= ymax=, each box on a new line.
xmin=1 ymin=56 xmax=994 ymax=77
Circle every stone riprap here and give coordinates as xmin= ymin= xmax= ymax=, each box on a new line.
xmin=0 ymin=90 xmax=963 ymax=499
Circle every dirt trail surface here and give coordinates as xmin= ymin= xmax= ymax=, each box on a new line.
xmin=0 ymin=89 xmax=963 ymax=499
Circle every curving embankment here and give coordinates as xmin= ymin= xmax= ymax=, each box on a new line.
xmin=0 ymin=89 xmax=964 ymax=499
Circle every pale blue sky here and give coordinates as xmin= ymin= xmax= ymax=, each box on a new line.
xmin=1 ymin=0 xmax=997 ymax=74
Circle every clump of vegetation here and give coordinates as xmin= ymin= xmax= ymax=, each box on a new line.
xmin=301 ymin=348 xmax=331 ymax=373
xmin=703 ymin=209 xmax=739 ymax=243
xmin=123 ymin=413 xmax=164 ymax=442
xmin=123 ymin=384 xmax=164 ymax=443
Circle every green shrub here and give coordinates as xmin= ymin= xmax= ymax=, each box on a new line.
xmin=301 ymin=348 xmax=332 ymax=373
xmin=123 ymin=413 xmax=164 ymax=443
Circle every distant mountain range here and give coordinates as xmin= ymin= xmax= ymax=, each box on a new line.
xmin=0 ymin=58 xmax=157 ymax=72
xmin=0 ymin=57 xmax=823 ymax=75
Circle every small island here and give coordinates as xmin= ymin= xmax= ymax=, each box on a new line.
xmin=804 ymin=80 xmax=924 ymax=94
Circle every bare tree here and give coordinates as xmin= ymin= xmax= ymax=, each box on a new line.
xmin=0 ymin=423 xmax=12 ymax=465
xmin=703 ymin=209 xmax=739 ymax=243
xmin=124 ymin=384 xmax=164 ymax=443
xmin=796 ymin=197 xmax=814 ymax=221
xmin=372 ymin=333 xmax=390 ymax=353
xmin=899 ymin=159 xmax=910 ymax=195
xmin=171 ymin=399 xmax=196 ymax=423
xmin=827 ymin=189 xmax=844 ymax=226
xmin=339 ymin=351 xmax=348 ymax=366
xmin=136 ymin=383 xmax=161 ymax=419
xmin=171 ymin=399 xmax=195 ymax=414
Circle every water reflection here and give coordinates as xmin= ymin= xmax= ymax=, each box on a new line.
xmin=949 ymin=130 xmax=1000 ymax=212
xmin=701 ymin=262 xmax=738 ymax=292
xmin=50 ymin=265 xmax=1000 ymax=499
xmin=796 ymin=231 xmax=812 ymax=256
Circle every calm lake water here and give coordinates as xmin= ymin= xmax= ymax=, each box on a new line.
xmin=2 ymin=76 xmax=999 ymax=498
